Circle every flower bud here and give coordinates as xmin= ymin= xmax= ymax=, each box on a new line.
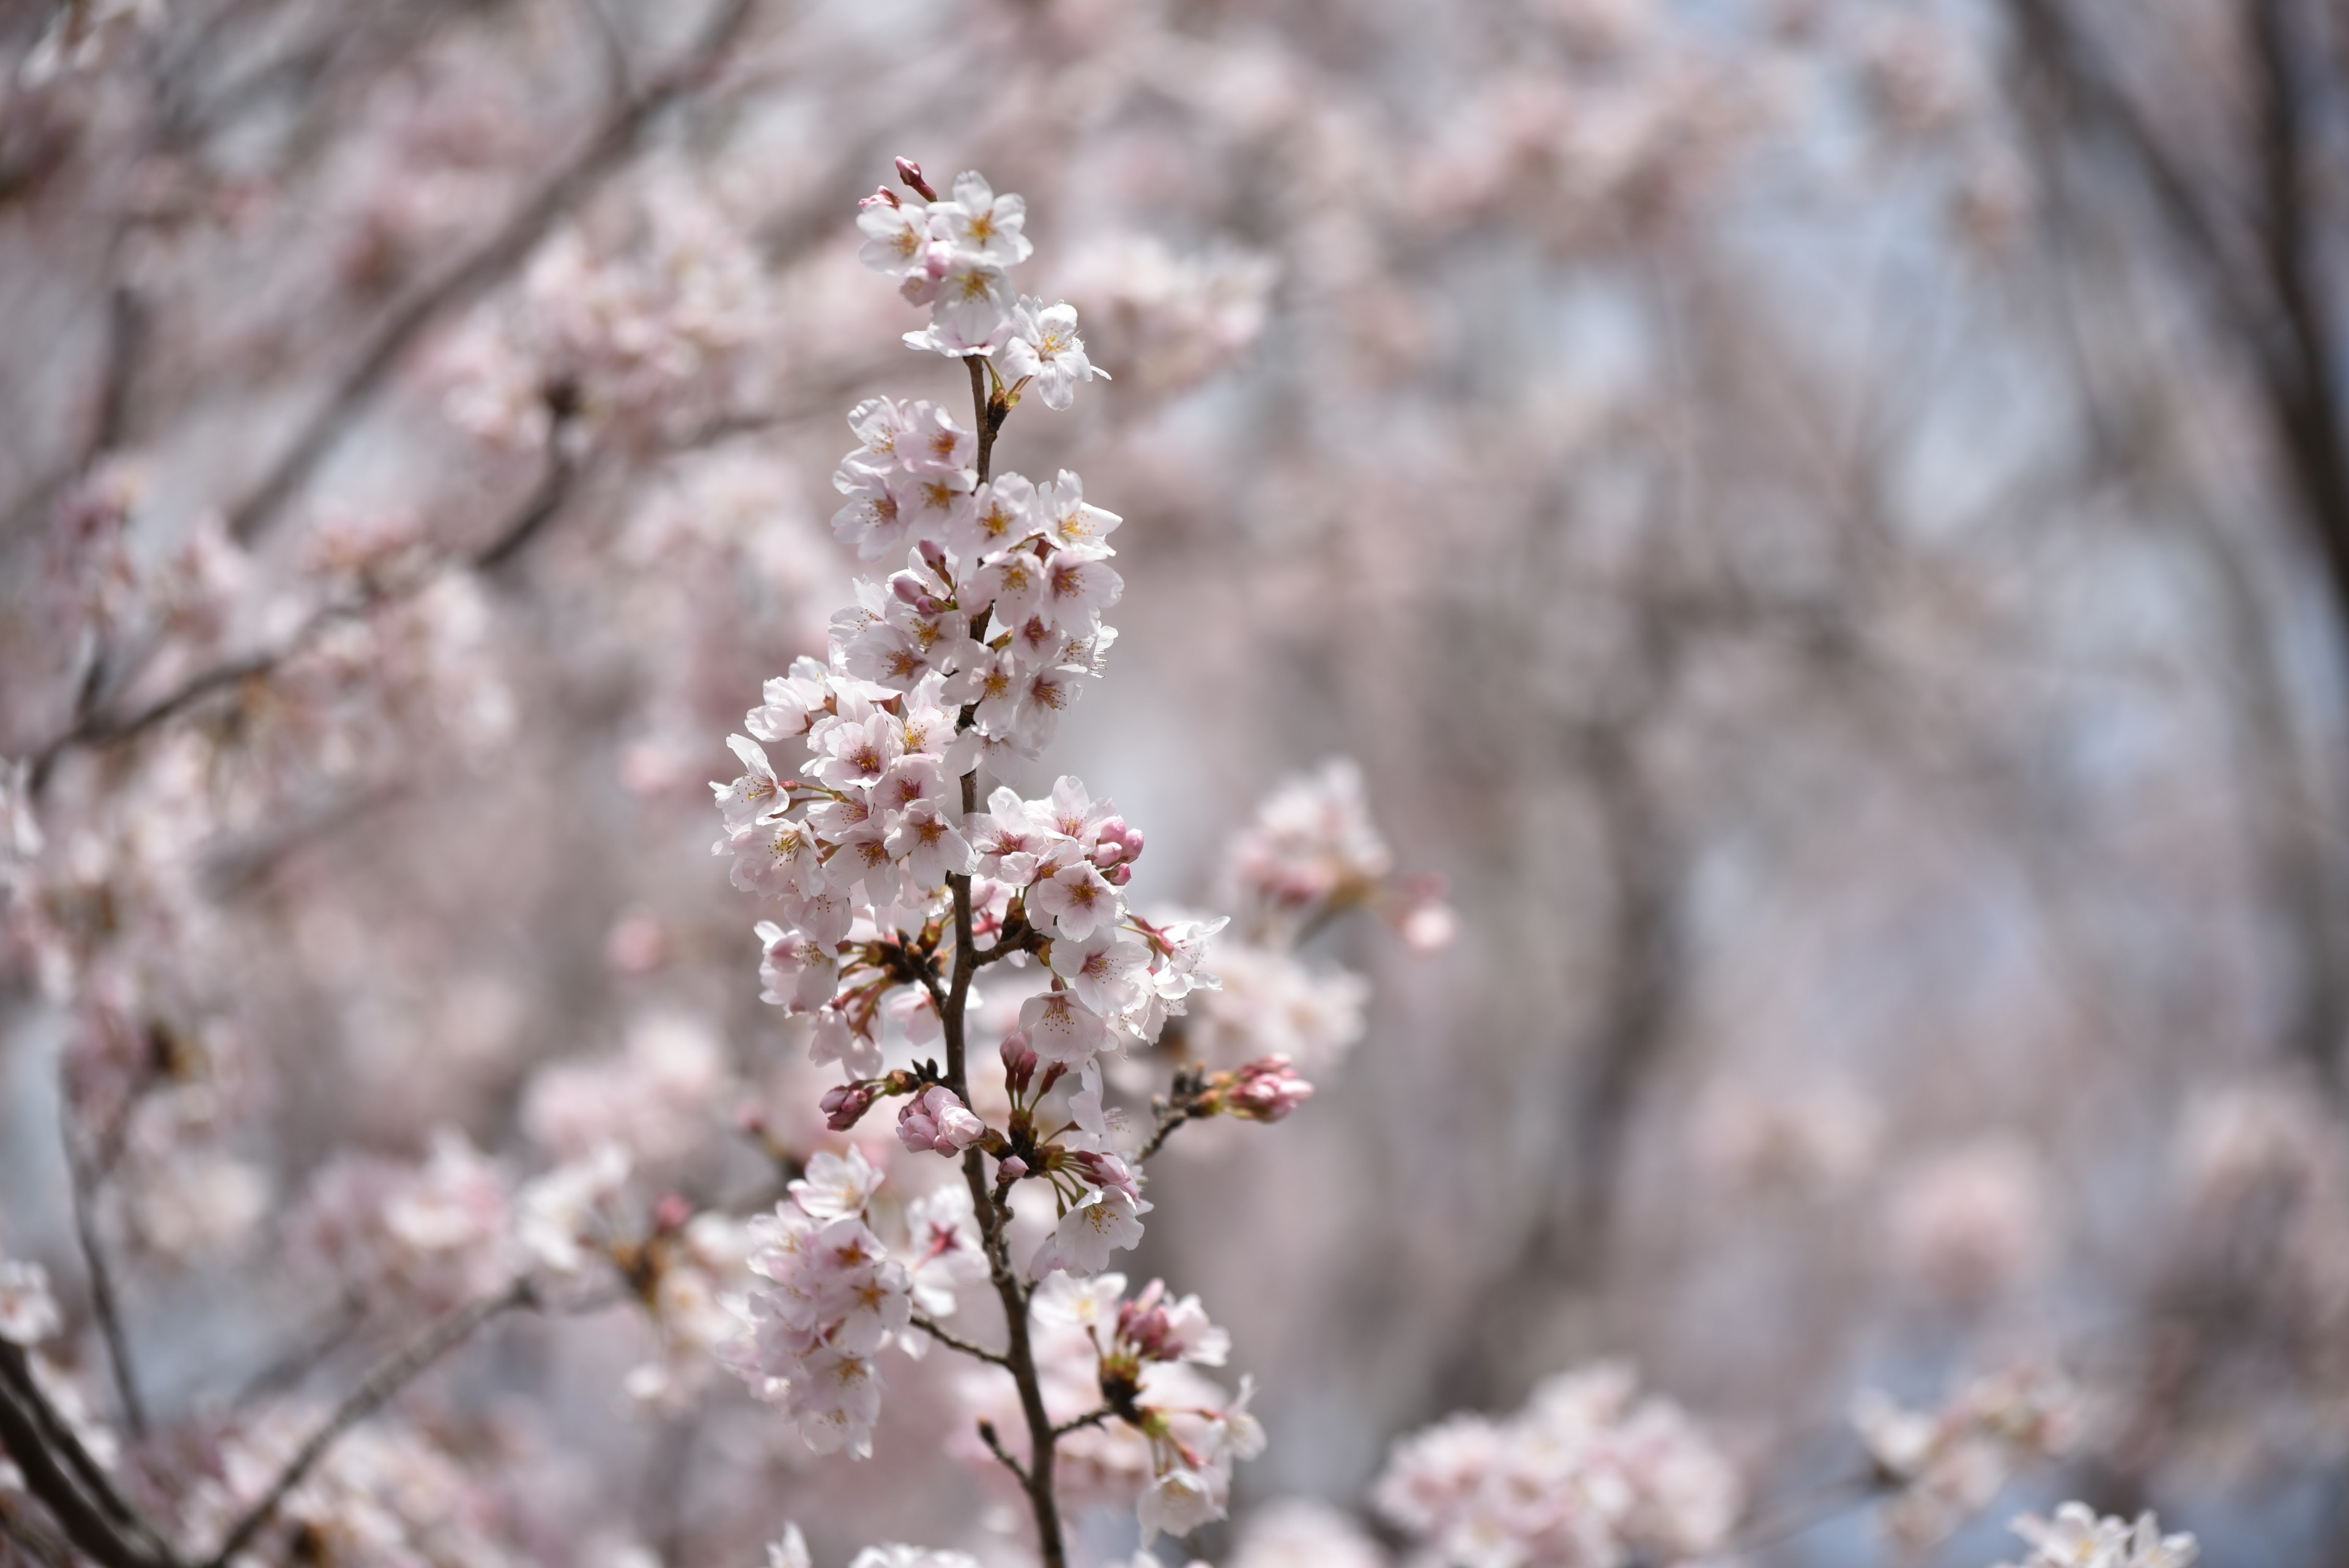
xmin=898 ymin=1084 xmax=987 ymax=1156
xmin=1000 ymin=1030 xmax=1037 ymax=1093
xmin=1066 ymin=1148 xmax=1143 ymax=1202
xmin=651 ymin=1191 xmax=693 ymax=1232
xmin=1223 ymin=1056 xmax=1313 ymax=1123
xmin=820 ymin=1080 xmax=880 ymax=1131
xmin=894 ymin=157 xmax=938 ymax=201
xmin=1106 ymin=863 xmax=1132 ymax=886
xmin=999 ymin=1155 xmax=1030 ymax=1180
xmin=859 ymin=185 xmax=900 ymax=210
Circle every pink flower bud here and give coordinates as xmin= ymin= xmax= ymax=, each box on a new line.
xmin=820 ymin=1080 xmax=880 ymax=1131
xmin=897 ymin=1084 xmax=987 ymax=1156
xmin=859 ymin=185 xmax=900 ymax=210
xmin=894 ymin=157 xmax=937 ymax=201
xmin=1106 ymin=863 xmax=1132 ymax=886
xmin=999 ymin=1155 xmax=1029 ymax=1180
xmin=652 ymin=1191 xmax=693 ymax=1232
xmin=1067 ymin=1149 xmax=1143 ymax=1202
xmin=1000 ymin=1030 xmax=1037 ymax=1092
xmin=1225 ymin=1056 xmax=1313 ymax=1123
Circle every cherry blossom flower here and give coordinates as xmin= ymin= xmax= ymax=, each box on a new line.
xmin=1001 ymin=299 xmax=1109 ymax=411
xmin=1998 ymin=1505 xmax=2198 ymax=1568
xmin=932 ymin=170 xmax=1033 ymax=268
xmin=1030 ymin=1184 xmax=1152 ymax=1279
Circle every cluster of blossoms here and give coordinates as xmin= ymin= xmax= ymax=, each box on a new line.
xmin=721 ymin=1148 xmax=912 ymax=1457
xmin=1852 ymin=1365 xmax=2080 ymax=1549
xmin=1373 ymin=1364 xmax=1740 ymax=1568
xmin=859 ymin=161 xmax=1107 ymax=399
xmin=1995 ymin=1505 xmax=2197 ymax=1568
xmin=955 ymin=1272 xmax=1263 ymax=1545
xmin=707 ymin=162 xmax=1302 ymax=1555
xmin=442 ymin=177 xmax=776 ymax=452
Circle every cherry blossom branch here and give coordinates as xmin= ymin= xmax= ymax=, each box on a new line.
xmin=922 ymin=353 xmax=1072 ymax=1568
xmin=908 ymin=1313 xmax=1011 ymax=1369
xmin=199 ymin=1279 xmax=540 ymax=1568
xmin=28 ymin=426 xmax=581 ymax=793
xmin=0 ymin=1343 xmax=182 ymax=1568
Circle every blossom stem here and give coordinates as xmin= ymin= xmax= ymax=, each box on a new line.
xmin=932 ymin=353 xmax=1068 ymax=1568
xmin=1135 ymin=1099 xmax=1207 ymax=1163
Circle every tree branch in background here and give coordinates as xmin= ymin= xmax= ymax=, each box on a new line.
xmin=0 ymin=1344 xmax=182 ymax=1568
xmin=199 ymin=1280 xmax=539 ymax=1568
xmin=221 ymin=0 xmax=755 ymax=546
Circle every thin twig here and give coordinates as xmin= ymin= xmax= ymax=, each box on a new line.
xmin=1135 ymin=1100 xmax=1203 ymax=1164
xmin=910 ymin=1313 xmax=1011 ymax=1369
xmin=974 ymin=1419 xmax=1029 ymax=1487
xmin=232 ymin=1296 xmax=368 ymax=1409
xmin=1723 ymin=1471 xmax=1884 ymax=1556
xmin=199 ymin=1280 xmax=538 ymax=1568
xmin=60 ymin=1104 xmax=144 ymax=1438
xmin=1050 ymin=1406 xmax=1115 ymax=1440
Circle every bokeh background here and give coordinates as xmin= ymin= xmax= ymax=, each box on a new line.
xmin=4 ymin=0 xmax=2349 ymax=1564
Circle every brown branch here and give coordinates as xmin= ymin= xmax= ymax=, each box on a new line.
xmin=232 ymin=1296 xmax=367 ymax=1409
xmin=910 ymin=1313 xmax=1011 ymax=1369
xmin=60 ymin=1103 xmax=144 ymax=1439
xmin=974 ymin=1419 xmax=1029 ymax=1487
xmin=1135 ymin=1098 xmax=1206 ymax=1164
xmin=1050 ymin=1406 xmax=1115 ymax=1440
xmin=199 ymin=1280 xmax=537 ymax=1568
xmin=0 ymin=1345 xmax=181 ymax=1568
xmin=29 ymin=434 xmax=580 ymax=793
xmin=221 ymin=0 xmax=755 ymax=545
